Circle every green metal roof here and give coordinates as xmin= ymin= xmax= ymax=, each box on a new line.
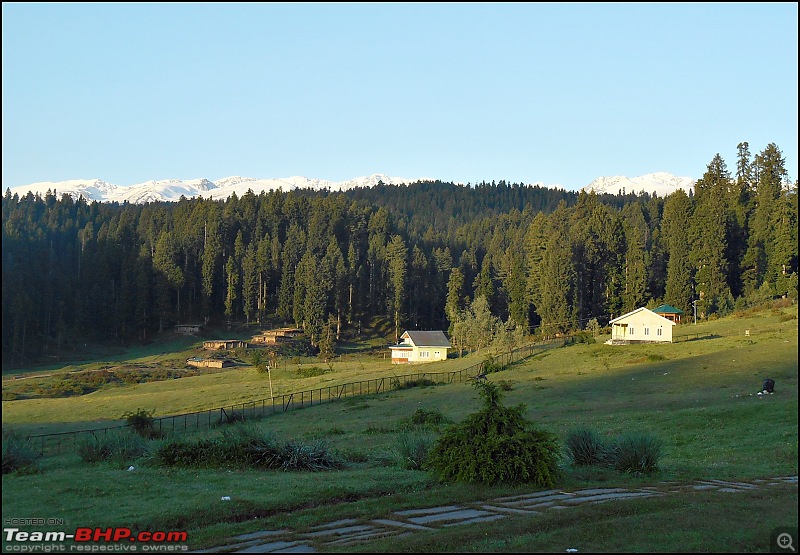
xmin=653 ymin=304 xmax=685 ymax=314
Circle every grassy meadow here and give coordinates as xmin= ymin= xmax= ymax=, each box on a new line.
xmin=2 ymin=302 xmax=797 ymax=552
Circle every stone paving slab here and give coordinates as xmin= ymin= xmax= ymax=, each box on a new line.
xmin=570 ymin=487 xmax=630 ymax=496
xmin=371 ymin=519 xmax=436 ymax=530
xmin=202 ymin=476 xmax=798 ymax=553
xmin=234 ymin=541 xmax=303 ymax=553
xmin=309 ymin=518 xmax=360 ymax=530
xmin=231 ymin=530 xmax=291 ymax=542
xmin=441 ymin=514 xmax=507 ymax=527
xmin=493 ymin=489 xmax=563 ymax=503
xmin=395 ymin=505 xmax=462 ymax=516
xmin=479 ymin=503 xmax=540 ymax=515
xmin=301 ymin=524 xmax=377 ymax=538
xmin=407 ymin=508 xmax=497 ymax=525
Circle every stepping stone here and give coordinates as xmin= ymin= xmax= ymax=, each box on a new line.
xmin=585 ymin=492 xmax=656 ymax=504
xmin=234 ymin=541 xmax=303 ymax=553
xmin=309 ymin=518 xmax=359 ymax=530
xmin=231 ymin=530 xmax=290 ymax=542
xmin=371 ymin=519 xmax=435 ymax=530
xmin=395 ymin=505 xmax=462 ymax=517
xmin=571 ymin=488 xmax=630 ymax=496
xmin=479 ymin=504 xmax=539 ymax=515
xmin=494 ymin=489 xmax=563 ymax=503
xmin=441 ymin=514 xmax=507 ymax=527
xmin=499 ymin=493 xmax=574 ymax=507
xmin=406 ymin=508 xmax=497 ymax=525
xmin=301 ymin=524 xmax=376 ymax=538
xmin=323 ymin=529 xmax=402 ymax=545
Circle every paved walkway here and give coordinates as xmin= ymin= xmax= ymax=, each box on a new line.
xmin=197 ymin=475 xmax=798 ymax=553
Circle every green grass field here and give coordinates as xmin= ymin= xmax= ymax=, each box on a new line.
xmin=2 ymin=303 xmax=797 ymax=552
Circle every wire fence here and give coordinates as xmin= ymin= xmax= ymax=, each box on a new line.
xmin=18 ymin=339 xmax=561 ymax=458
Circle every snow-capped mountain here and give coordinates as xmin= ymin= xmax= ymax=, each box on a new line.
xmin=6 ymin=172 xmax=696 ymax=204
xmin=581 ymin=172 xmax=695 ymax=198
xmin=5 ymin=174 xmax=423 ymax=204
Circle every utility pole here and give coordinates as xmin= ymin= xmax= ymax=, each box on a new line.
xmin=692 ymin=300 xmax=697 ymax=325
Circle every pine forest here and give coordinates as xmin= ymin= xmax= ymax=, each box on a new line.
xmin=2 ymin=142 xmax=797 ymax=366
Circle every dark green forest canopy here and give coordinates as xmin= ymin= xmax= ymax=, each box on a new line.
xmin=2 ymin=143 xmax=797 ymax=366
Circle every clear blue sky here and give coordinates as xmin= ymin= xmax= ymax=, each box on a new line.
xmin=2 ymin=2 xmax=797 ymax=190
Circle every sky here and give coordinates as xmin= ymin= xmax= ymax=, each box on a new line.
xmin=2 ymin=2 xmax=797 ymax=191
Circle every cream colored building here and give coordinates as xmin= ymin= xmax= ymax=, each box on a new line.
xmin=607 ymin=307 xmax=675 ymax=344
xmin=390 ymin=331 xmax=451 ymax=364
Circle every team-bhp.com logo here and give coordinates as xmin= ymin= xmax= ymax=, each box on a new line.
xmin=4 ymin=526 xmax=189 ymax=552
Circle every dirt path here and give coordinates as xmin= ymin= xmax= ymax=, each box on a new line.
xmin=196 ymin=475 xmax=798 ymax=553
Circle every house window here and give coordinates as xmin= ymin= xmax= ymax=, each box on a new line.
xmin=657 ymin=328 xmax=662 ymax=336
xmin=630 ymin=327 xmax=634 ymax=335
xmin=420 ymin=351 xmax=429 ymax=358
xmin=645 ymin=328 xmax=650 ymax=336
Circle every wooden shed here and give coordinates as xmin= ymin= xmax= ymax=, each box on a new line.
xmin=187 ymin=358 xmax=234 ymax=368
xmin=203 ymin=340 xmax=247 ymax=350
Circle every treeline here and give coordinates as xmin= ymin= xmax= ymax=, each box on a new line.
xmin=2 ymin=142 xmax=796 ymax=366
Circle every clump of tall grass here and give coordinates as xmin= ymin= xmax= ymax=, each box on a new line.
xmin=393 ymin=430 xmax=436 ymax=470
xmin=2 ymin=430 xmax=41 ymax=474
xmin=77 ymin=430 xmax=150 ymax=464
xmin=565 ymin=428 xmax=606 ymax=467
xmin=153 ymin=424 xmax=340 ymax=471
xmin=602 ymin=432 xmax=663 ymax=474
xmin=565 ymin=427 xmax=663 ymax=474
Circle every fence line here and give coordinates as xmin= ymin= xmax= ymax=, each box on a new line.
xmin=18 ymin=340 xmax=559 ymax=458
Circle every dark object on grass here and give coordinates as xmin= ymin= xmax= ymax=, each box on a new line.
xmin=762 ymin=378 xmax=775 ymax=393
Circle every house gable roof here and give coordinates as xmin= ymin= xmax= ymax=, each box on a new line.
xmin=609 ymin=307 xmax=676 ymax=326
xmin=653 ymin=304 xmax=685 ymax=315
xmin=400 ymin=330 xmax=451 ymax=347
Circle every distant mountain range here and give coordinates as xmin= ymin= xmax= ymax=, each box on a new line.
xmin=5 ymin=172 xmax=695 ymax=204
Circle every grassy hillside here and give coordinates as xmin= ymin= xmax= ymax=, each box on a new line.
xmin=1 ymin=303 xmax=797 ymax=552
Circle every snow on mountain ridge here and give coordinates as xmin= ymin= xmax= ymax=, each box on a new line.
xmin=582 ymin=172 xmax=695 ymax=197
xmin=7 ymin=172 xmax=696 ymax=203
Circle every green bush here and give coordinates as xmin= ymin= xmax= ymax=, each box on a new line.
xmin=602 ymin=432 xmax=663 ymax=474
xmin=2 ymin=430 xmax=41 ymax=474
xmin=391 ymin=377 xmax=440 ymax=390
xmin=427 ymin=382 xmax=561 ymax=486
xmin=277 ymin=439 xmax=341 ymax=471
xmin=123 ymin=408 xmax=161 ymax=439
xmin=294 ymin=366 xmax=329 ymax=379
xmin=152 ymin=425 xmax=340 ymax=471
xmin=565 ymin=428 xmax=607 ymax=466
xmin=393 ymin=430 xmax=436 ymax=470
xmin=77 ymin=431 xmax=149 ymax=464
xmin=410 ymin=408 xmax=447 ymax=426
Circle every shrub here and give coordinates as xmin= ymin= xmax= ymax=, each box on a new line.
xmin=294 ymin=366 xmax=329 ymax=379
xmin=410 ymin=408 xmax=447 ymax=426
xmin=277 ymin=439 xmax=341 ymax=471
xmin=393 ymin=430 xmax=436 ymax=470
xmin=123 ymin=408 xmax=161 ymax=439
xmin=482 ymin=354 xmax=502 ymax=374
xmin=2 ymin=430 xmax=41 ymax=474
xmin=152 ymin=425 xmax=340 ymax=471
xmin=390 ymin=377 xmax=439 ymax=390
xmin=496 ymin=379 xmax=515 ymax=391
xmin=427 ymin=382 xmax=561 ymax=486
xmin=601 ymin=432 xmax=663 ymax=474
xmin=565 ymin=428 xmax=607 ymax=467
xmin=77 ymin=431 xmax=149 ymax=464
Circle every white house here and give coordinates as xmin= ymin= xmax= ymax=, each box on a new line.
xmin=390 ymin=331 xmax=451 ymax=364
xmin=607 ymin=307 xmax=676 ymax=344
